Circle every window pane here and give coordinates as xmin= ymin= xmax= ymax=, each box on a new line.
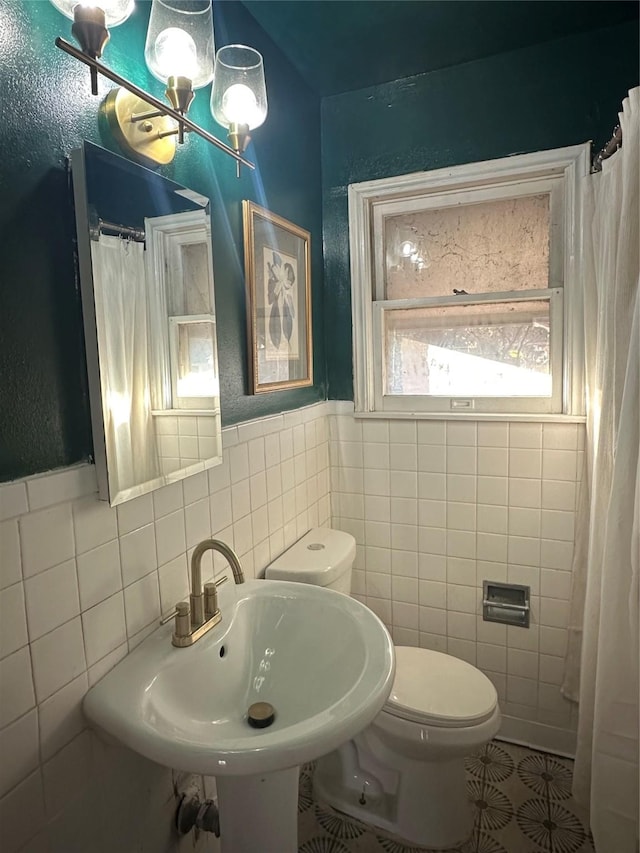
xmin=176 ymin=322 xmax=218 ymax=398
xmin=182 ymin=243 xmax=212 ymax=314
xmin=384 ymin=301 xmax=551 ymax=397
xmin=384 ymin=195 xmax=550 ymax=300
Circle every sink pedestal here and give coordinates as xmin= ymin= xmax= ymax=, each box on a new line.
xmin=217 ymin=766 xmax=299 ymax=853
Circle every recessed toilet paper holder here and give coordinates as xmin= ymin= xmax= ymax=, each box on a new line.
xmin=482 ymin=581 xmax=530 ymax=628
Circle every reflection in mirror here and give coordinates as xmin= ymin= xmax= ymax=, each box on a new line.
xmin=72 ymin=141 xmax=222 ymax=505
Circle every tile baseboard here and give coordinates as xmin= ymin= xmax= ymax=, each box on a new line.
xmin=498 ymin=714 xmax=577 ymax=758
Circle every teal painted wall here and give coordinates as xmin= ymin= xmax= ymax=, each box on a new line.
xmin=321 ymin=22 xmax=639 ymax=400
xmin=0 ymin=0 xmax=324 ymax=482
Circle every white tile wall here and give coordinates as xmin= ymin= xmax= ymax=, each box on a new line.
xmin=0 ymin=399 xmax=585 ymax=850
xmin=0 ymin=402 xmax=330 ymax=853
xmin=331 ymin=408 xmax=583 ymax=754
xmin=153 ymin=413 xmax=223 ymax=476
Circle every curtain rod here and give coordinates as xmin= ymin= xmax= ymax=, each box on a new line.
xmin=592 ymin=125 xmax=622 ymax=173
xmin=90 ymin=217 xmax=146 ymax=242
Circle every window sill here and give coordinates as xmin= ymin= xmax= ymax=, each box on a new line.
xmin=352 ymin=410 xmax=586 ymax=423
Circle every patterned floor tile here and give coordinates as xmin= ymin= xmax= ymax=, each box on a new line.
xmin=466 ymin=742 xmax=516 ymax=785
xmin=315 ymin=806 xmax=369 ymax=841
xmin=298 ymin=740 xmax=593 ymax=853
xmin=516 ymin=798 xmax=590 ymax=853
xmin=469 ymin=779 xmax=515 ymax=832
xmin=517 ymin=753 xmax=573 ymax=801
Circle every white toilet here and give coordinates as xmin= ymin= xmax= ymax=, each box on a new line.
xmin=265 ymin=527 xmax=501 ymax=850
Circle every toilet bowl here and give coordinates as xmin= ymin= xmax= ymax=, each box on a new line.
xmin=265 ymin=528 xmax=501 ymax=849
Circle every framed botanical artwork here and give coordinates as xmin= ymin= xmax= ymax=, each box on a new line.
xmin=243 ymin=201 xmax=313 ymax=393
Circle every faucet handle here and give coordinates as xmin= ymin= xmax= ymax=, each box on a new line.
xmin=160 ymin=601 xmax=190 ymax=637
xmin=204 ymin=575 xmax=230 ymax=617
xmin=160 ymin=606 xmax=178 ymax=625
xmin=204 ymin=583 xmax=218 ymax=620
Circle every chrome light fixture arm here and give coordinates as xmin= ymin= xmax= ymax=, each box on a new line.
xmin=55 ymin=37 xmax=255 ymax=171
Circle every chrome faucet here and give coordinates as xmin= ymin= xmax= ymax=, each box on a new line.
xmin=161 ymin=538 xmax=245 ymax=648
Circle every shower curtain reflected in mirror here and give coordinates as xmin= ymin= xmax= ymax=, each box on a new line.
xmin=91 ymin=235 xmax=160 ymax=495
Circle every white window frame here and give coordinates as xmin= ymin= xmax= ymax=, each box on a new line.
xmin=145 ymin=210 xmax=217 ymax=412
xmin=349 ymin=144 xmax=590 ymax=419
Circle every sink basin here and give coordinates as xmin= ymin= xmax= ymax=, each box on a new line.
xmin=84 ymin=579 xmax=395 ymax=777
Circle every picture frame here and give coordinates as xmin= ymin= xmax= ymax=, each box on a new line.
xmin=243 ymin=200 xmax=313 ymax=393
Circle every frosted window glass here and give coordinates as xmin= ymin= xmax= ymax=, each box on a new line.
xmin=384 ymin=195 xmax=550 ymax=300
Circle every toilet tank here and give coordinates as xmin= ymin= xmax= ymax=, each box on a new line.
xmin=264 ymin=528 xmax=356 ymax=594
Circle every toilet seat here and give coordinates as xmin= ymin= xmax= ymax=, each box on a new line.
xmin=383 ymin=647 xmax=498 ymax=728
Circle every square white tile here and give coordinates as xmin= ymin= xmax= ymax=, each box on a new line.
xmin=116 ymin=493 xmax=153 ymax=536
xmin=542 ymin=449 xmax=578 ymax=481
xmin=509 ymin=423 xmax=542 ymax=449
xmin=182 ymin=471 xmax=208 ymax=505
xmin=477 ymin=475 xmax=508 ymax=506
xmin=82 ymin=592 xmax=127 ymax=667
xmin=72 ymin=496 xmax=117 ymax=556
xmin=154 ymin=510 xmax=186 ymax=568
xmin=119 ymin=524 xmax=157 ymax=587
xmin=509 ymin=448 xmax=542 ymax=479
xmin=417 ymin=444 xmax=446 ymax=474
xmin=19 ymin=504 xmax=74 ymax=579
xmin=24 ymin=559 xmax=80 ymax=641
xmin=30 ymin=617 xmax=86 ymax=703
xmin=0 ymin=647 xmax=35 ymax=727
xmin=478 ymin=448 xmax=508 ymax=477
xmin=76 ymin=539 xmax=122 ymax=612
xmin=123 ymin=573 xmax=160 ymax=638
xmin=446 ymin=422 xmax=477 ymax=446
xmin=0 ymin=520 xmax=22 ymax=589
xmin=477 ymin=422 xmax=508 ymax=447
xmin=416 ymin=421 xmax=445 ymax=445
xmin=0 ymin=582 xmax=28 ymax=659
xmin=185 ymin=498 xmax=210 ymax=548
xmin=38 ymin=672 xmax=88 ymax=761
xmin=0 ymin=710 xmax=39 ymax=799
xmin=390 ymin=471 xmax=418 ymax=498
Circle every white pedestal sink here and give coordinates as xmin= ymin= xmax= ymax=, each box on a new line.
xmin=84 ymin=579 xmax=395 ymax=852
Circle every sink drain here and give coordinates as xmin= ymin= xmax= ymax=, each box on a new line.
xmin=247 ymin=701 xmax=275 ymax=729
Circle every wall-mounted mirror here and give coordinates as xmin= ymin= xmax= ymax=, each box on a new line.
xmin=72 ymin=141 xmax=222 ymax=506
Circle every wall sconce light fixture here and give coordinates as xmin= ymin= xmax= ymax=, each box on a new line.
xmin=52 ymin=0 xmax=265 ymax=174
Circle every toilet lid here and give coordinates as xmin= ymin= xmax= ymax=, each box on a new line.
xmin=384 ymin=647 xmax=498 ymax=728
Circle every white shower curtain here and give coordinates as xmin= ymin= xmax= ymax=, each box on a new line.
xmin=563 ymin=87 xmax=639 ymax=853
xmin=91 ymin=235 xmax=160 ymax=497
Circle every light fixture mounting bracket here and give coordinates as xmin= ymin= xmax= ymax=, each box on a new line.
xmin=103 ymin=88 xmax=178 ymax=167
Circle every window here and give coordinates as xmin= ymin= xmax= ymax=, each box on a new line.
xmin=349 ymin=145 xmax=589 ymax=417
xmin=145 ymin=210 xmax=221 ymax=415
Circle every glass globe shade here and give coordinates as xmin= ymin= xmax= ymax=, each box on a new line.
xmin=144 ymin=0 xmax=214 ymax=89
xmin=211 ymin=45 xmax=267 ymax=131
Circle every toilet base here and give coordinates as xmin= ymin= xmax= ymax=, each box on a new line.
xmin=313 ymin=733 xmax=475 ymax=850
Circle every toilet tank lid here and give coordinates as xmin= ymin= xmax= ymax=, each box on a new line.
xmin=264 ymin=528 xmax=356 ymax=585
